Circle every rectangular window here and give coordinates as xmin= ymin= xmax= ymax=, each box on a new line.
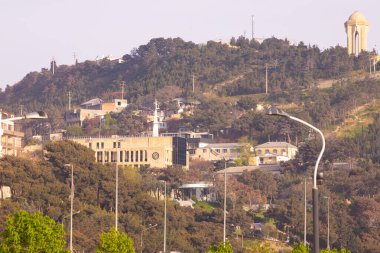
xmin=97 ymin=152 xmax=103 ymax=162
xmin=101 ymin=142 xmax=104 ymax=149
xmin=145 ymin=150 xmax=148 ymax=162
xmin=203 ymin=149 xmax=207 ymax=153
xmin=131 ymin=151 xmax=134 ymax=162
xmin=120 ymin=151 xmax=123 ymax=162
xmin=223 ymin=149 xmax=228 ymax=153
xmin=140 ymin=150 xmax=143 ymax=162
xmin=118 ymin=142 xmax=121 ymax=148
xmin=135 ymin=151 xmax=139 ymax=162
xmin=113 ymin=142 xmax=117 ymax=148
xmin=96 ymin=142 xmax=100 ymax=149
xmin=215 ymin=149 xmax=220 ymax=153
xmin=126 ymin=151 xmax=129 ymax=162
xmin=105 ymin=152 xmax=109 ymax=162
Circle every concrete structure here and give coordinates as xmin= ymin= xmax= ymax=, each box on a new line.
xmin=254 ymin=142 xmax=298 ymax=165
xmin=345 ymin=11 xmax=370 ymax=56
xmin=192 ymin=143 xmax=252 ymax=161
xmin=69 ymin=135 xmax=188 ymax=169
xmin=65 ymin=98 xmax=128 ymax=126
xmin=216 ymin=165 xmax=282 ymax=176
xmin=0 ymin=111 xmax=24 ymax=157
xmin=179 ymin=182 xmax=216 ymax=202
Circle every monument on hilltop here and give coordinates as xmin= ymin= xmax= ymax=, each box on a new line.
xmin=345 ymin=11 xmax=370 ymax=56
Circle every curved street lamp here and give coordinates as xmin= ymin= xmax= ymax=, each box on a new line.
xmin=268 ymin=106 xmax=325 ymax=253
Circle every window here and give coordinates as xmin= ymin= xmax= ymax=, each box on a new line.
xmin=126 ymin=151 xmax=129 ymax=162
xmin=257 ymin=150 xmax=262 ymax=155
xmin=273 ymin=149 xmax=277 ymax=154
xmin=131 ymin=151 xmax=134 ymax=162
xmin=113 ymin=142 xmax=117 ymax=148
xmin=101 ymin=142 xmax=104 ymax=148
xmin=145 ymin=150 xmax=148 ymax=162
xmin=118 ymin=142 xmax=121 ymax=148
xmin=89 ymin=143 xmax=92 ymax=149
xmin=135 ymin=151 xmax=139 ymax=162
xmin=105 ymin=152 xmax=109 ymax=162
xmin=223 ymin=149 xmax=228 ymax=153
xmin=215 ymin=149 xmax=220 ymax=153
xmin=96 ymin=142 xmax=100 ymax=149
xmin=118 ymin=101 xmax=121 ymax=106
xmin=140 ymin=150 xmax=143 ymax=162
xmin=97 ymin=152 xmax=103 ymax=162
xmin=119 ymin=151 xmax=123 ymax=162
xmin=265 ymin=149 xmax=269 ymax=154
xmin=203 ymin=149 xmax=207 ymax=153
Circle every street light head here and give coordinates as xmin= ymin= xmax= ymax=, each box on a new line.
xmin=25 ymin=111 xmax=48 ymax=119
xmin=267 ymin=105 xmax=289 ymax=118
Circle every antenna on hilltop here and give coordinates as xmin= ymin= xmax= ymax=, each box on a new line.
xmin=251 ymin=15 xmax=255 ymax=40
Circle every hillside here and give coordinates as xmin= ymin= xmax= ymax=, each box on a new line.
xmin=0 ymin=37 xmax=376 ymax=129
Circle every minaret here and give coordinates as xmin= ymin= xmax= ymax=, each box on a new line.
xmin=152 ymin=100 xmax=159 ymax=137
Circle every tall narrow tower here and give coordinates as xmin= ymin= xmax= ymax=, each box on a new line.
xmin=152 ymin=100 xmax=160 ymax=137
xmin=345 ymin=11 xmax=370 ymax=56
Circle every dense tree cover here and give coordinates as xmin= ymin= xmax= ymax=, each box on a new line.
xmin=96 ymin=227 xmax=135 ymax=253
xmin=207 ymin=241 xmax=234 ymax=253
xmin=0 ymin=210 xmax=68 ymax=253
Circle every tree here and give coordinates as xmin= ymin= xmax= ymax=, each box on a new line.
xmin=96 ymin=227 xmax=135 ymax=253
xmin=291 ymin=243 xmax=309 ymax=253
xmin=207 ymin=241 xmax=234 ymax=253
xmin=0 ymin=210 xmax=68 ymax=253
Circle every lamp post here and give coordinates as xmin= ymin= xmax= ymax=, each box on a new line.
xmin=64 ymin=164 xmax=75 ymax=253
xmin=223 ymin=158 xmax=227 ymax=246
xmin=0 ymin=110 xmax=48 ymax=158
xmin=323 ymin=196 xmax=330 ymax=250
xmin=268 ymin=106 xmax=325 ymax=253
xmin=115 ymin=160 xmax=119 ymax=231
xmin=140 ymin=224 xmax=158 ymax=253
xmin=159 ymin=180 xmax=167 ymax=253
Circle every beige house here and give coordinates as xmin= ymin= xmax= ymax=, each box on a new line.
xmin=65 ymin=98 xmax=128 ymax=126
xmin=254 ymin=142 xmax=298 ymax=165
xmin=69 ymin=135 xmax=188 ymax=169
xmin=0 ymin=112 xmax=24 ymax=157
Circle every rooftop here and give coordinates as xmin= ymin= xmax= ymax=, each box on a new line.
xmin=254 ymin=142 xmax=297 ymax=149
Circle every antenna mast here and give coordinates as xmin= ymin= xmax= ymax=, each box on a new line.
xmin=68 ymin=91 xmax=72 ymax=110
xmin=120 ymin=81 xmax=126 ymax=100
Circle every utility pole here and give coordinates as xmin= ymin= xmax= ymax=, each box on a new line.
xmin=265 ymin=63 xmax=268 ymax=94
xmin=163 ymin=181 xmax=167 ymax=253
xmin=68 ymin=91 xmax=72 ymax=110
xmin=304 ymin=177 xmax=307 ymax=245
xmin=115 ymin=161 xmax=119 ymax=231
xmin=251 ymin=15 xmax=254 ymax=41
xmin=120 ymin=81 xmax=126 ymax=100
xmin=192 ymin=74 xmax=195 ymax=93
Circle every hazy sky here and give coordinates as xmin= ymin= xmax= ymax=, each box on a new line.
xmin=0 ymin=0 xmax=378 ymax=90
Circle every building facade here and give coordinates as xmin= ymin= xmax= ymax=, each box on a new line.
xmin=0 ymin=112 xmax=24 ymax=157
xmin=69 ymin=136 xmax=188 ymax=169
xmin=254 ymin=142 xmax=298 ymax=165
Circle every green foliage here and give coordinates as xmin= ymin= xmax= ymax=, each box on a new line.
xmin=320 ymin=248 xmax=351 ymax=253
xmin=208 ymin=241 xmax=234 ymax=253
xmin=66 ymin=124 xmax=84 ymax=137
xmin=0 ymin=210 xmax=68 ymax=253
xmin=96 ymin=227 xmax=135 ymax=253
xmin=247 ymin=241 xmax=276 ymax=253
xmin=291 ymin=243 xmax=309 ymax=253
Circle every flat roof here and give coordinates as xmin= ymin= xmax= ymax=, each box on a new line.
xmin=254 ymin=142 xmax=297 ymax=149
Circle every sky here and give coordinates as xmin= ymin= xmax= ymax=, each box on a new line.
xmin=0 ymin=0 xmax=379 ymax=90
